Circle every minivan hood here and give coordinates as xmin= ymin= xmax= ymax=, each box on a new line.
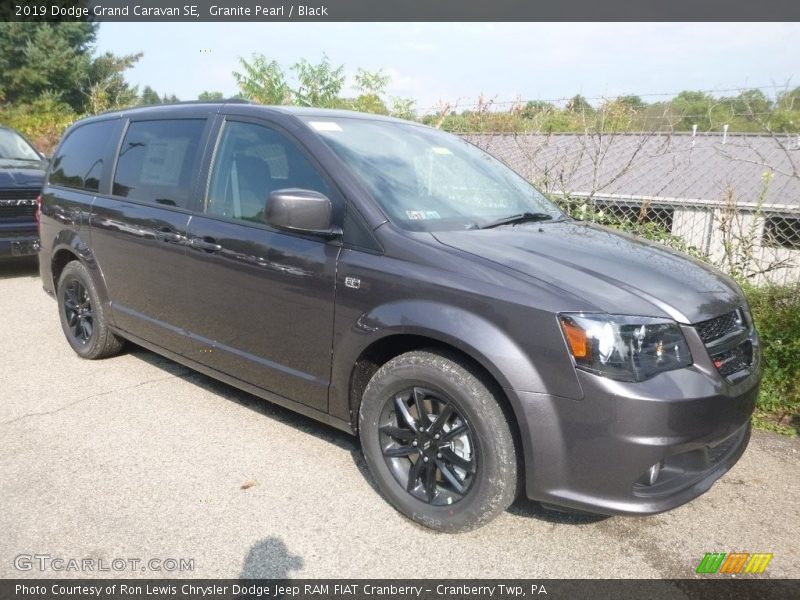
xmin=433 ymin=221 xmax=742 ymax=324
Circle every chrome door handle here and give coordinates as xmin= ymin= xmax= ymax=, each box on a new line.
xmin=189 ymin=237 xmax=222 ymax=252
xmin=156 ymin=228 xmax=186 ymax=244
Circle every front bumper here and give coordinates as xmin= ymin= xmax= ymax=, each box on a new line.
xmin=0 ymin=223 xmax=39 ymax=258
xmin=0 ymin=234 xmax=39 ymax=258
xmin=513 ymin=348 xmax=760 ymax=515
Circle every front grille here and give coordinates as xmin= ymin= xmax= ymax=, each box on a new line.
xmin=0 ymin=189 xmax=39 ymax=201
xmin=0 ymin=202 xmax=36 ymax=219
xmin=694 ymin=308 xmax=754 ymax=379
xmin=710 ymin=340 xmax=753 ymax=378
xmin=695 ymin=310 xmax=744 ymax=343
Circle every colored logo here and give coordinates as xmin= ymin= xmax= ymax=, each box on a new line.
xmin=696 ymin=552 xmax=773 ymax=574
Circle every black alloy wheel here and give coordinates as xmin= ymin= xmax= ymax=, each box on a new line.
xmin=62 ymin=278 xmax=93 ymax=345
xmin=380 ymin=386 xmax=477 ymax=506
xmin=359 ymin=350 xmax=518 ymax=532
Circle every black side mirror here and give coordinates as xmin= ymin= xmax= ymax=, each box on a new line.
xmin=265 ymin=188 xmax=342 ymax=238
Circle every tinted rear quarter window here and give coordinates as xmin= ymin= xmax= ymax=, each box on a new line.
xmin=49 ymin=120 xmax=119 ymax=192
xmin=113 ymin=119 xmax=205 ymax=209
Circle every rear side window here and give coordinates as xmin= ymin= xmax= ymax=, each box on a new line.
xmin=113 ymin=119 xmax=205 ymax=209
xmin=49 ymin=120 xmax=118 ymax=192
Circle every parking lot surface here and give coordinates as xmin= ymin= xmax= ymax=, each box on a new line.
xmin=1 ymin=259 xmax=799 ymax=579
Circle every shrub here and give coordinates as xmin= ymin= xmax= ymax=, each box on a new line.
xmin=744 ymin=283 xmax=800 ymax=435
xmin=0 ymin=95 xmax=77 ymax=154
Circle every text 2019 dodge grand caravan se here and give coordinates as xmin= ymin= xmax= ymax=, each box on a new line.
xmin=39 ymin=102 xmax=761 ymax=531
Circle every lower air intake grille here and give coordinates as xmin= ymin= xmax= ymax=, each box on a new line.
xmin=710 ymin=341 xmax=753 ymax=378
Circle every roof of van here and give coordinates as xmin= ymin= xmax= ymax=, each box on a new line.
xmin=76 ymin=101 xmax=415 ymax=125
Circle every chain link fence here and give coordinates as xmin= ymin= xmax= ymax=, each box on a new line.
xmin=460 ymin=131 xmax=800 ymax=285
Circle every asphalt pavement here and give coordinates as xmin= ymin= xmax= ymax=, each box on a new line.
xmin=1 ymin=258 xmax=798 ymax=579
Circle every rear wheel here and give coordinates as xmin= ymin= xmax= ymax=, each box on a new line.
xmin=359 ymin=350 xmax=518 ymax=532
xmin=57 ymin=261 xmax=123 ymax=359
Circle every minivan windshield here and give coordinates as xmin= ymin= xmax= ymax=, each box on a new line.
xmin=0 ymin=128 xmax=42 ymax=162
xmin=302 ymin=117 xmax=562 ymax=231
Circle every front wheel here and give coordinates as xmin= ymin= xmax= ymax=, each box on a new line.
xmin=359 ymin=350 xmax=518 ymax=532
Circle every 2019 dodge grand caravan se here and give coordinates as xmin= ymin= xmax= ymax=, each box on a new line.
xmin=0 ymin=125 xmax=46 ymax=259
xmin=39 ymin=102 xmax=761 ymax=531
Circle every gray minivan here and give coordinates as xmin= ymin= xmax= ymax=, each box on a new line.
xmin=38 ymin=102 xmax=760 ymax=531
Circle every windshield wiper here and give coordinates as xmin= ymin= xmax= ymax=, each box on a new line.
xmin=479 ymin=212 xmax=554 ymax=229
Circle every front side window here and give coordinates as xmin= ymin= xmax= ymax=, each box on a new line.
xmin=113 ymin=119 xmax=205 ymax=209
xmin=302 ymin=117 xmax=562 ymax=231
xmin=49 ymin=120 xmax=117 ymax=192
xmin=205 ymin=120 xmax=331 ymax=224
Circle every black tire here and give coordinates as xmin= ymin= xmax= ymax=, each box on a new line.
xmin=359 ymin=350 xmax=518 ymax=532
xmin=57 ymin=261 xmax=123 ymax=359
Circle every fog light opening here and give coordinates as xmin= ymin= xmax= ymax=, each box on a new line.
xmin=647 ymin=461 xmax=664 ymax=486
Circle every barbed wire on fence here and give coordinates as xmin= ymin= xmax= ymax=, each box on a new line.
xmin=416 ymin=82 xmax=796 ymax=114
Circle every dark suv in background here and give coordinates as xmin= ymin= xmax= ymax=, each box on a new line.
xmin=0 ymin=125 xmax=46 ymax=259
xmin=38 ymin=102 xmax=761 ymax=531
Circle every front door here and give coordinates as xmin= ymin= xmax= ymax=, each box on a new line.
xmin=183 ymin=119 xmax=341 ymax=411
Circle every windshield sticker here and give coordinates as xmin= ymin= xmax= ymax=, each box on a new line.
xmin=431 ymin=147 xmax=453 ymax=155
xmin=406 ymin=210 xmax=441 ymax=220
xmin=308 ymin=121 xmax=343 ymax=132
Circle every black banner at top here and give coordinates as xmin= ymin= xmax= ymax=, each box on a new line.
xmin=2 ymin=0 xmax=800 ymax=22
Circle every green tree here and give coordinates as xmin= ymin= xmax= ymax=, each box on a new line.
xmin=0 ymin=22 xmax=93 ymax=110
xmin=140 ymin=86 xmax=162 ymax=105
xmin=351 ymin=68 xmax=390 ymax=114
xmin=768 ymin=87 xmax=800 ymax=132
xmin=390 ymin=97 xmax=417 ymax=121
xmin=565 ymin=94 xmax=594 ymax=114
xmin=729 ymin=89 xmax=771 ymax=115
xmin=776 ymin=86 xmax=800 ymax=111
xmin=0 ymin=22 xmax=140 ymax=113
xmin=670 ymin=90 xmax=717 ymax=130
xmin=521 ymin=100 xmax=554 ymax=119
xmin=198 ymin=90 xmax=224 ymax=101
xmin=233 ymin=55 xmax=291 ymax=105
xmin=85 ymin=51 xmax=141 ymax=113
xmin=292 ymin=54 xmax=345 ymax=108
xmin=616 ymin=95 xmax=646 ymax=110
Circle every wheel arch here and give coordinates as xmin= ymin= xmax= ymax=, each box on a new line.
xmin=336 ymin=302 xmax=542 ymax=489
xmin=51 ymin=247 xmax=80 ymax=290
xmin=347 ymin=333 xmax=519 ymax=425
xmin=334 ymin=300 xmax=547 ymax=416
xmin=48 ymin=233 xmax=112 ymax=310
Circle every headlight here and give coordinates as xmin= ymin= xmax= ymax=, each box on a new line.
xmin=558 ymin=313 xmax=692 ymax=382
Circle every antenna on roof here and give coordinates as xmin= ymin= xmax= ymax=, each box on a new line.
xmin=692 ymin=124 xmax=697 ymax=148
xmin=723 ymin=124 xmax=729 ymax=145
